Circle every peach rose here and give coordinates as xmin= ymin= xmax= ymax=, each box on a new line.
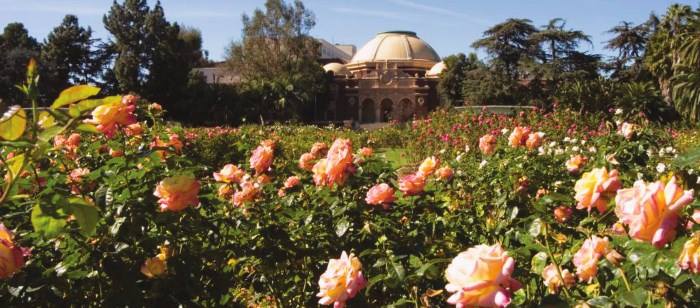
xmin=573 ymin=236 xmax=623 ymax=282
xmin=310 ymin=142 xmax=329 ymax=157
xmin=168 ymin=134 xmax=183 ymax=153
xmin=85 ymin=99 xmax=137 ymax=138
xmin=479 ymin=134 xmax=497 ymax=155
xmin=614 ymin=177 xmax=694 ymax=248
xmin=418 ymin=156 xmax=440 ymax=177
xmin=217 ymin=184 xmax=234 ymax=199
xmin=445 ymin=243 xmax=522 ymax=307
xmin=542 ymin=263 xmax=575 ymax=294
xmin=284 ymin=176 xmax=301 ymax=189
xmin=365 ymin=183 xmax=395 ymax=207
xmin=508 ymin=126 xmax=531 ymax=148
xmin=359 ymin=147 xmax=373 ymax=157
xmin=312 ymin=158 xmax=328 ymax=186
xmin=213 ymin=164 xmax=245 ymax=184
xmin=250 ymin=143 xmax=274 ymax=175
xmin=0 ymin=223 xmax=30 ymax=279
xmin=317 ymin=251 xmax=366 ymax=307
xmin=140 ymin=244 xmax=170 ymax=279
xmin=53 ymin=134 xmax=66 ymax=149
xmin=437 ymin=166 xmax=454 ymax=181
xmin=399 ymin=173 xmax=426 ymax=196
xmin=325 ymin=139 xmax=353 ymax=186
xmin=618 ymin=122 xmax=638 ymax=139
xmin=693 ymin=210 xmax=700 ymax=224
xmin=574 ymin=167 xmax=621 ymax=213
xmin=566 ymin=155 xmax=587 ymax=174
xmin=525 ymin=132 xmax=544 ymax=150
xmin=153 ymin=175 xmax=200 ymax=212
xmin=678 ymin=233 xmax=700 ymax=274
xmin=299 ymin=153 xmax=317 ymax=171
xmin=553 ymin=206 xmax=573 ymax=223
xmin=233 ymin=181 xmax=260 ymax=207
xmin=148 ymin=102 xmax=162 ymax=112
xmin=66 ymin=133 xmax=81 ymax=148
xmin=124 ymin=123 xmax=143 ymax=137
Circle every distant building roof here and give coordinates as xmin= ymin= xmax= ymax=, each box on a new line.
xmin=317 ymin=38 xmax=355 ymax=63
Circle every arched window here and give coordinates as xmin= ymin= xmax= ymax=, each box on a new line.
xmin=361 ymin=99 xmax=376 ymax=123
xmin=380 ymin=99 xmax=393 ymax=122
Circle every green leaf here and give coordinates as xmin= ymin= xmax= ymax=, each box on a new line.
xmin=38 ymin=126 xmax=64 ymax=142
xmin=619 ymin=288 xmax=647 ymax=307
xmin=75 ymin=123 xmax=98 ymax=133
xmin=66 ymin=198 xmax=99 ymax=236
xmin=37 ymin=111 xmax=55 ymax=129
xmin=31 ymin=203 xmax=68 ymax=238
xmin=530 ymin=252 xmax=548 ymax=274
xmin=6 ymin=153 xmax=25 ymax=179
xmin=50 ymin=85 xmax=100 ymax=109
xmin=391 ymin=260 xmax=406 ymax=281
xmin=335 ymin=218 xmax=350 ymax=237
xmin=529 ymin=218 xmax=545 ymax=238
xmin=76 ymin=95 xmax=121 ymax=113
xmin=0 ymin=106 xmax=27 ymax=141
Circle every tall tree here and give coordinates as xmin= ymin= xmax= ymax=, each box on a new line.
xmin=225 ymin=0 xmax=327 ymax=121
xmin=472 ymin=18 xmax=539 ymax=78
xmin=0 ymin=23 xmax=40 ymax=104
xmin=532 ymin=18 xmax=591 ymax=64
xmin=437 ymin=53 xmax=480 ymax=106
xmin=605 ymin=21 xmax=652 ymax=80
xmin=40 ymin=15 xmax=100 ymax=100
xmin=103 ymin=0 xmax=151 ymax=93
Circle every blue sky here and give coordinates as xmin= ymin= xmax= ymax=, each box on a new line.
xmin=0 ymin=0 xmax=695 ymax=61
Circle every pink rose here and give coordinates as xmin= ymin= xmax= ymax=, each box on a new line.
xmin=213 ymin=164 xmax=245 ymax=184
xmin=317 ymin=251 xmax=366 ymax=307
xmin=614 ymin=177 xmax=694 ymax=248
xmin=508 ymin=126 xmax=531 ymax=148
xmin=299 ymin=153 xmax=317 ymax=171
xmin=437 ymin=166 xmax=454 ymax=181
xmin=565 ymin=155 xmax=587 ymax=174
xmin=445 ymin=244 xmax=521 ymax=307
xmin=399 ymin=173 xmax=426 ymax=196
xmin=232 ymin=181 xmax=261 ymax=207
xmin=283 ymin=176 xmax=301 ymax=189
xmin=153 ymin=175 xmax=200 ymax=212
xmin=359 ymin=147 xmax=373 ymax=157
xmin=0 ymin=223 xmax=30 ymax=279
xmin=324 ymin=139 xmax=353 ymax=186
xmin=418 ymin=156 xmax=440 ymax=177
xmin=525 ymin=132 xmax=543 ymax=150
xmin=678 ymin=233 xmax=700 ymax=274
xmin=573 ymin=236 xmax=623 ymax=282
xmin=249 ymin=143 xmax=274 ymax=175
xmin=365 ymin=183 xmax=395 ymax=208
xmin=479 ymin=134 xmax=497 ymax=155
xmin=310 ymin=142 xmax=329 ymax=157
xmin=542 ymin=263 xmax=575 ymax=294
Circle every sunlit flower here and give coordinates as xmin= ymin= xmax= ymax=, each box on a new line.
xmin=656 ymin=163 xmax=666 ymax=174
xmin=310 ymin=142 xmax=329 ymax=157
xmin=109 ymin=148 xmax=123 ymax=157
xmin=444 ymin=243 xmax=521 ymax=307
xmin=359 ymin=147 xmax=373 ymax=157
xmin=479 ymin=134 xmax=497 ymax=155
xmin=312 ymin=158 xmax=328 ymax=186
xmin=153 ymin=175 xmax=200 ymax=212
xmin=324 ymin=139 xmax=353 ymax=187
xmin=542 ymin=263 xmax=575 ymax=294
xmin=566 ymin=155 xmax=587 ymax=174
xmin=614 ymin=177 xmax=694 ymax=248
xmin=399 ymin=173 xmax=426 ymax=196
xmin=85 ymin=98 xmax=137 ymax=138
xmin=574 ymin=167 xmax=621 ymax=213
xmin=553 ymin=206 xmax=573 ymax=223
xmin=283 ymin=176 xmax=301 ymax=189
xmin=508 ymin=126 xmax=531 ymax=148
xmin=437 ymin=166 xmax=454 ymax=181
xmin=678 ymin=233 xmax=700 ymax=274
xmin=317 ymin=251 xmax=366 ymax=307
xmin=418 ymin=156 xmax=440 ymax=177
xmin=525 ymin=132 xmax=544 ymax=150
xmin=573 ymin=236 xmax=623 ymax=283
xmin=249 ymin=143 xmax=274 ymax=175
xmin=365 ymin=183 xmax=395 ymax=208
xmin=66 ymin=133 xmax=81 ymax=148
xmin=299 ymin=153 xmax=316 ymax=171
xmin=148 ymin=102 xmax=162 ymax=112
xmin=168 ymin=134 xmax=183 ymax=153
xmin=232 ymin=181 xmax=260 ymax=207
xmin=0 ymin=223 xmax=30 ymax=279
xmin=213 ymin=164 xmax=245 ymax=184
xmin=141 ymin=243 xmax=170 ymax=279
xmin=124 ymin=123 xmax=143 ymax=137
xmin=217 ymin=184 xmax=233 ymax=199
xmin=618 ymin=122 xmax=639 ymax=139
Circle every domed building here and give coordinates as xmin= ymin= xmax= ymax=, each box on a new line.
xmin=323 ymin=31 xmax=444 ymax=124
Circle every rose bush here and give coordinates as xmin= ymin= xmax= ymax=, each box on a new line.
xmin=0 ymin=63 xmax=699 ymax=306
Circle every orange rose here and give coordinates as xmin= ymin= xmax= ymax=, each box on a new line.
xmin=233 ymin=181 xmax=260 ymax=207
xmin=525 ymin=132 xmax=544 ymax=150
xmin=508 ymin=126 xmax=531 ymax=148
xmin=85 ymin=98 xmax=136 ymax=138
xmin=124 ymin=123 xmax=143 ymax=137
xmin=325 ymin=139 xmax=353 ymax=186
xmin=317 ymin=251 xmax=366 ymax=307
xmin=542 ymin=263 xmax=575 ymax=294
xmin=566 ymin=155 xmax=587 ymax=174
xmin=168 ymin=134 xmax=183 ymax=153
xmin=249 ymin=143 xmax=274 ymax=175
xmin=310 ymin=142 xmax=329 ymax=157
xmin=573 ymin=236 xmax=623 ymax=282
xmin=614 ymin=177 xmax=694 ymax=248
xmin=479 ymin=134 xmax=497 ymax=155
xmin=359 ymin=147 xmax=373 ymax=157
xmin=141 ymin=244 xmax=170 ymax=278
xmin=312 ymin=158 xmax=328 ymax=186
xmin=436 ymin=166 xmax=454 ymax=181
xmin=0 ymin=223 xmax=29 ymax=279
xmin=445 ymin=244 xmax=521 ymax=307
xmin=213 ymin=164 xmax=245 ymax=184
xmin=418 ymin=156 xmax=440 ymax=177
xmin=299 ymin=153 xmax=316 ymax=171
xmin=283 ymin=176 xmax=301 ymax=189
xmin=399 ymin=173 xmax=426 ymax=196
xmin=365 ymin=183 xmax=395 ymax=207
xmin=153 ymin=175 xmax=200 ymax=212
xmin=678 ymin=233 xmax=700 ymax=274
xmin=66 ymin=133 xmax=81 ymax=148
xmin=574 ymin=167 xmax=621 ymax=213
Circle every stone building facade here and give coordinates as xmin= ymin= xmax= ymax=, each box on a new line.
xmin=323 ymin=31 xmax=444 ymax=124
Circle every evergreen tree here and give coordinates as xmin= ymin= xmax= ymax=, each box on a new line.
xmin=40 ymin=15 xmax=100 ymax=100
xmin=0 ymin=23 xmax=40 ymax=104
xmin=103 ymin=0 xmax=151 ymax=93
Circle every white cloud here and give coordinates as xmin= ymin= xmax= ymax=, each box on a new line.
xmin=385 ymin=0 xmax=491 ymax=26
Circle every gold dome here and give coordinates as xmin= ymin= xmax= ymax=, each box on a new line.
xmin=323 ymin=62 xmax=348 ymax=75
xmin=350 ymin=31 xmax=440 ymax=64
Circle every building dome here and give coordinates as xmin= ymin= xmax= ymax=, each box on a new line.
xmin=323 ymin=62 xmax=348 ymax=75
xmin=426 ymin=61 xmax=446 ymax=77
xmin=350 ymin=31 xmax=440 ymax=64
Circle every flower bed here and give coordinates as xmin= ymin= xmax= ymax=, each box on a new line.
xmin=1 ymin=70 xmax=699 ymax=306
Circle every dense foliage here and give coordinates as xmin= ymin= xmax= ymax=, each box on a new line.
xmin=1 ymin=61 xmax=699 ymax=307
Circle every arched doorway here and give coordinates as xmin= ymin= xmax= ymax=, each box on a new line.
xmin=380 ymin=99 xmax=393 ymax=122
xmin=400 ymin=98 xmax=413 ymax=121
xmin=361 ymin=99 xmax=376 ymax=123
